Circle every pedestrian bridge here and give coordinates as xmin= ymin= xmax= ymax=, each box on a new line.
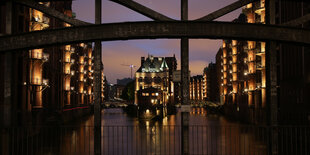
xmin=1 ymin=21 xmax=310 ymax=52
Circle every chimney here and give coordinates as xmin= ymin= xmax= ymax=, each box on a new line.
xmin=141 ymin=57 xmax=145 ymax=65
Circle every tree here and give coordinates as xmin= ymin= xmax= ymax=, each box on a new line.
xmin=121 ymin=80 xmax=135 ymax=101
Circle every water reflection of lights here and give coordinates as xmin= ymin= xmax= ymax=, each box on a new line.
xmin=156 ymin=109 xmax=160 ymax=115
xmin=190 ymin=107 xmax=207 ymax=116
xmin=38 ymin=108 xmax=269 ymax=155
xmin=163 ymin=117 xmax=168 ymax=125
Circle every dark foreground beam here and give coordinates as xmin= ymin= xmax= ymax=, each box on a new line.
xmin=13 ymin=0 xmax=90 ymax=26
xmin=195 ymin=0 xmax=258 ymax=21
xmin=1 ymin=21 xmax=310 ymax=52
xmin=181 ymin=0 xmax=189 ymax=154
xmin=109 ymin=0 xmax=174 ymax=21
xmin=94 ymin=0 xmax=102 ymax=154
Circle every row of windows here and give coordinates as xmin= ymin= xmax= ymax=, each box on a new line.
xmin=142 ymin=92 xmax=159 ymax=96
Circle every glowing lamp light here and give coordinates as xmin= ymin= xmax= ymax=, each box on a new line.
xmin=42 ymin=79 xmax=49 ymax=86
xmin=146 ymin=109 xmax=150 ymax=114
xmin=34 ymin=16 xmax=39 ymax=22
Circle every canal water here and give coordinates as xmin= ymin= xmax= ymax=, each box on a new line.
xmin=9 ymin=108 xmax=272 ymax=155
xmin=52 ymin=107 xmax=267 ymax=155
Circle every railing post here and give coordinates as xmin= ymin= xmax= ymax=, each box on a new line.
xmin=266 ymin=0 xmax=278 ymax=154
xmin=0 ymin=2 xmax=13 ymax=155
xmin=181 ymin=0 xmax=190 ymax=154
xmin=94 ymin=0 xmax=102 ymax=154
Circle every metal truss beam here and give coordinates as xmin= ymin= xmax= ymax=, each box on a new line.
xmin=1 ymin=21 xmax=310 ymax=52
xmin=13 ymin=0 xmax=90 ymax=26
xmin=109 ymin=0 xmax=174 ymax=21
xmin=195 ymin=0 xmax=258 ymax=21
xmin=283 ymin=13 xmax=310 ymax=27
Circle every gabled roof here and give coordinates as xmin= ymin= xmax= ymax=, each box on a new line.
xmin=138 ymin=55 xmax=169 ymax=73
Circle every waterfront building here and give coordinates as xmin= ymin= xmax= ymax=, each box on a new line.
xmin=0 ymin=1 xmax=104 ymax=125
xmin=203 ymin=62 xmax=218 ymax=102
xmin=135 ymin=55 xmax=176 ymax=117
xmin=218 ymin=4 xmax=266 ymax=123
xmin=189 ymin=75 xmax=203 ymax=102
xmin=217 ymin=0 xmax=310 ymax=124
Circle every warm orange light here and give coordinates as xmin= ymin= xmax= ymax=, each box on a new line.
xmin=79 ymin=56 xmax=84 ymax=64
xmin=232 ymin=40 xmax=237 ymax=46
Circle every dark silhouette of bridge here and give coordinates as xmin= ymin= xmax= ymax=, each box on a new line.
xmin=2 ymin=0 xmax=310 ymax=155
xmin=1 ymin=21 xmax=310 ymax=52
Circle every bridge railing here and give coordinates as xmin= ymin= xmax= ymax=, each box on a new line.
xmin=1 ymin=125 xmax=309 ymax=155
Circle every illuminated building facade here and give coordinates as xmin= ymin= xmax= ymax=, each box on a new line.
xmin=68 ymin=43 xmax=94 ymax=107
xmin=203 ymin=63 xmax=218 ymax=102
xmin=190 ymin=75 xmax=203 ymax=102
xmin=243 ymin=0 xmax=267 ymax=123
xmin=135 ymin=55 xmax=172 ymax=105
xmin=115 ymin=85 xmax=125 ymax=99
xmin=215 ymin=0 xmax=310 ymax=124
xmin=102 ymin=70 xmax=106 ymax=102
xmin=135 ymin=55 xmax=177 ymax=118
xmin=219 ymin=3 xmax=266 ymax=123
xmin=0 ymin=1 xmax=102 ymax=125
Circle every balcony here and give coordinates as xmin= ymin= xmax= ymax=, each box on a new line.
xmin=42 ymin=53 xmax=49 ymax=62
xmin=31 ymin=16 xmax=50 ymax=30
xmin=29 ymin=51 xmax=49 ymax=62
xmin=78 ymin=61 xmax=85 ymax=65
xmin=242 ymin=7 xmax=253 ymax=15
xmin=256 ymin=83 xmax=262 ymax=89
xmin=70 ymin=47 xmax=75 ymax=54
xmin=31 ymin=78 xmax=42 ymax=85
xmin=64 ymin=69 xmax=71 ymax=75
xmin=254 ymin=2 xmax=265 ymax=15
xmin=29 ymin=51 xmax=42 ymax=60
xmin=30 ymin=78 xmax=49 ymax=86
xmin=64 ymin=58 xmax=71 ymax=63
xmin=256 ymin=63 xmax=265 ymax=70
xmin=256 ymin=49 xmax=265 ymax=55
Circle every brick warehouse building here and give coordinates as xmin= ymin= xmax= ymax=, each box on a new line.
xmin=0 ymin=1 xmax=105 ymax=126
xmin=217 ymin=0 xmax=310 ymax=124
xmin=135 ymin=55 xmax=177 ymax=118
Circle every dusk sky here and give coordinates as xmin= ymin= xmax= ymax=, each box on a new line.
xmin=72 ymin=0 xmax=241 ymax=83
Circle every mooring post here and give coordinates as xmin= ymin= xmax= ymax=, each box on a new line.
xmin=94 ymin=0 xmax=102 ymax=154
xmin=266 ymin=0 xmax=278 ymax=154
xmin=181 ymin=0 xmax=190 ymax=154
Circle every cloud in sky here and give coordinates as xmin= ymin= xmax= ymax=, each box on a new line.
xmin=72 ymin=0 xmax=241 ymax=83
